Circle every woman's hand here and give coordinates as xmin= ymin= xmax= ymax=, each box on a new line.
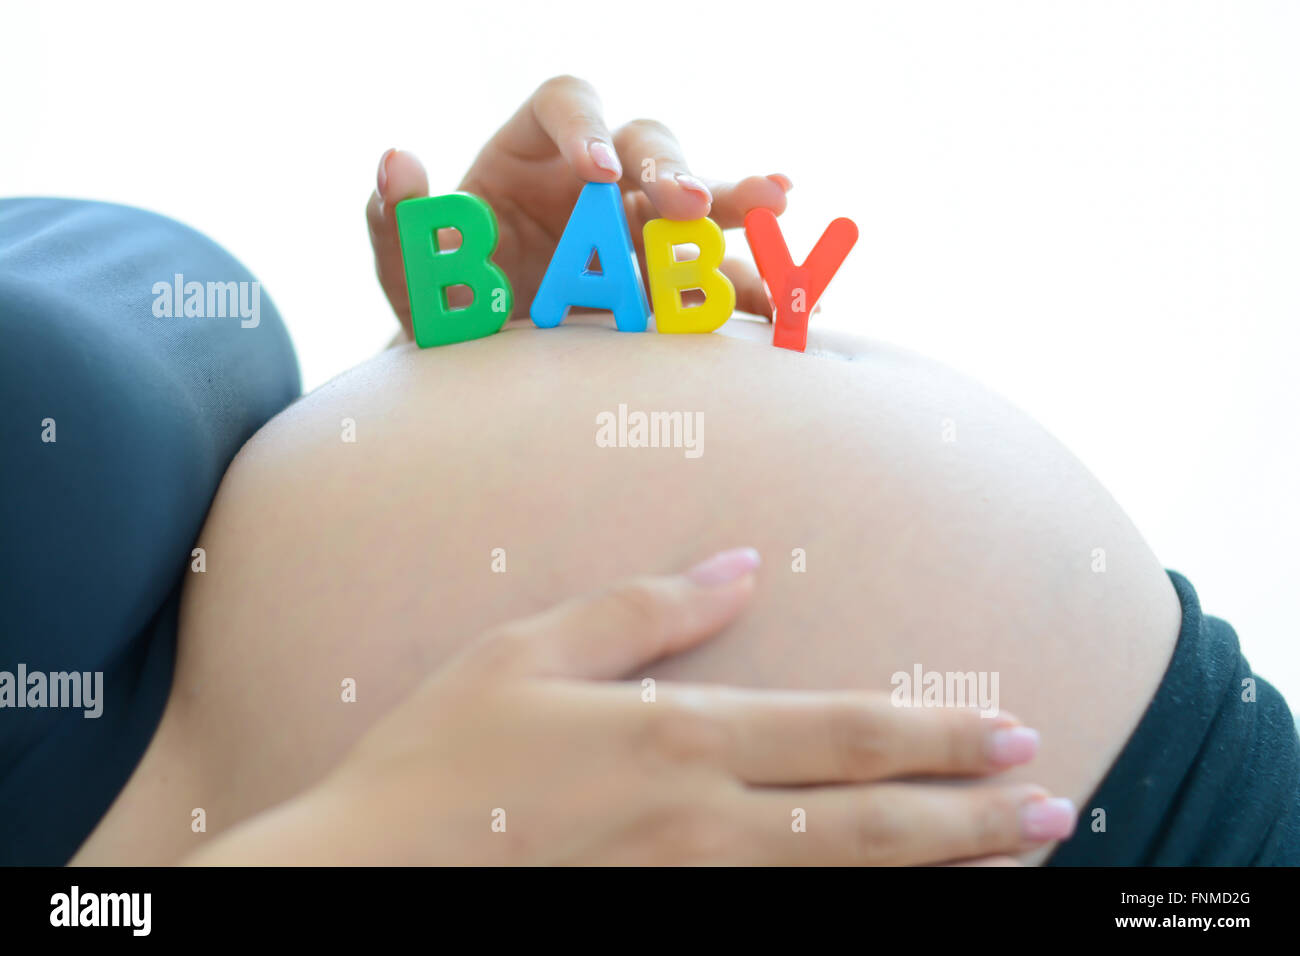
xmin=186 ymin=548 xmax=1075 ymax=866
xmin=366 ymin=76 xmax=791 ymax=337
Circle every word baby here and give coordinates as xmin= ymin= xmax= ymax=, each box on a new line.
xmin=395 ymin=183 xmax=857 ymax=352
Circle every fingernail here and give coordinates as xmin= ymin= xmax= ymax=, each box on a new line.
xmin=675 ymin=174 xmax=712 ymax=201
xmin=588 ymin=140 xmax=622 ymax=177
xmin=687 ymin=548 xmax=761 ymax=586
xmin=377 ymin=148 xmax=396 ymax=195
xmin=987 ymin=726 xmax=1040 ymax=768
xmin=767 ymin=173 xmax=793 ymax=192
xmin=1020 ymin=797 xmax=1076 ymax=842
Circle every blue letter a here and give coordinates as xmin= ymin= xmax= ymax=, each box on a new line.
xmin=529 ymin=182 xmax=650 ymax=332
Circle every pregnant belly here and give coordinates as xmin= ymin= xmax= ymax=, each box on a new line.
xmin=71 ymin=320 xmax=1180 ymax=864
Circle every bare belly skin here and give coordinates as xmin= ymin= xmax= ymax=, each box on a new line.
xmin=71 ymin=318 xmax=1181 ymax=865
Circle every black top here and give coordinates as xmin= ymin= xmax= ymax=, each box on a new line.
xmin=1050 ymin=570 xmax=1300 ymax=865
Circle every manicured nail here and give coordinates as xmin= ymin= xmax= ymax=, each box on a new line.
xmin=767 ymin=173 xmax=793 ymax=192
xmin=675 ymin=173 xmax=713 ymax=200
xmin=687 ymin=548 xmax=761 ymax=586
xmin=588 ymin=140 xmax=622 ymax=177
xmin=377 ymin=148 xmax=396 ymax=196
xmin=1020 ymin=797 xmax=1077 ymax=842
xmin=987 ymin=726 xmax=1040 ymax=768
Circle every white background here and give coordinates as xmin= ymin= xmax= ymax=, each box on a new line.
xmin=4 ymin=0 xmax=1297 ymax=701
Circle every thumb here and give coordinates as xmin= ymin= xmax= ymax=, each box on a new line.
xmin=464 ymin=548 xmax=761 ymax=680
xmin=365 ymin=148 xmax=430 ymax=338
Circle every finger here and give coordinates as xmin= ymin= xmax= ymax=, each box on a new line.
xmin=744 ymin=783 xmax=1077 ymax=866
xmin=462 ymin=548 xmax=762 ymax=680
xmin=366 ymin=148 xmax=430 ymax=335
xmin=651 ymin=689 xmax=1040 ymax=784
xmin=613 ymin=119 xmax=711 ymax=221
xmin=720 ymin=257 xmax=773 ymax=319
xmin=624 ymin=173 xmax=790 ymax=233
xmin=493 ymin=74 xmax=621 ymax=183
xmin=706 ymin=174 xmax=791 ymax=229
